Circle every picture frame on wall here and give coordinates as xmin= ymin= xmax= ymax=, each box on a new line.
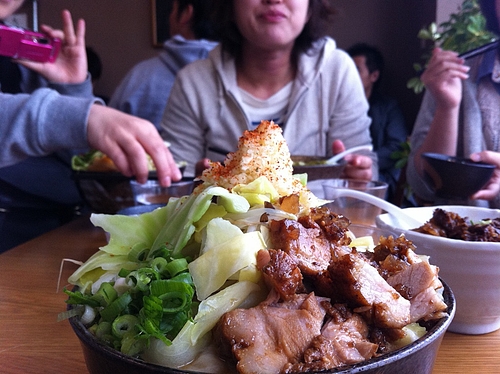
xmin=151 ymin=0 xmax=173 ymax=47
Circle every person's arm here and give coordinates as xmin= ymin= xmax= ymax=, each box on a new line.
xmin=0 ymin=89 xmax=91 ymax=166
xmin=0 ymin=89 xmax=181 ymax=186
xmin=411 ymin=48 xmax=469 ymax=177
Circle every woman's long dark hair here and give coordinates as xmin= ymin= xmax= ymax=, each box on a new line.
xmin=212 ymin=0 xmax=335 ymax=61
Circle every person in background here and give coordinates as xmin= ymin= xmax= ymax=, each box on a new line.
xmin=406 ymin=0 xmax=500 ymax=207
xmin=0 ymin=3 xmax=180 ymax=253
xmin=161 ymin=0 xmax=377 ymax=180
xmin=86 ymin=46 xmax=109 ymax=103
xmin=109 ymin=0 xmax=218 ymax=130
xmin=347 ymin=43 xmax=408 ymax=203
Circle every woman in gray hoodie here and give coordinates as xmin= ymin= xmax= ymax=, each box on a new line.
xmin=161 ymin=0 xmax=377 ymax=180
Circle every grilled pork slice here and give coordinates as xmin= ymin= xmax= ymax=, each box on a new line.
xmin=215 ymin=293 xmax=327 ymax=374
xmin=371 ymin=236 xmax=448 ymax=322
xmin=327 ymin=251 xmax=411 ymax=329
xmin=259 ymin=249 xmax=305 ymax=301
xmin=284 ymin=304 xmax=378 ymax=373
xmin=268 ymin=207 xmax=350 ymax=276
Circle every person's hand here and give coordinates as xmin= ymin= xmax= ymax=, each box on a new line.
xmin=421 ymin=47 xmax=470 ymax=110
xmin=470 ymin=151 xmax=500 ymax=200
xmin=86 ymin=105 xmax=182 ymax=186
xmin=17 ymin=10 xmax=88 ymax=84
xmin=332 ymin=140 xmax=373 ymax=180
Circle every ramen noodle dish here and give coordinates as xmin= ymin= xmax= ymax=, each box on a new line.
xmin=63 ymin=121 xmax=448 ymax=374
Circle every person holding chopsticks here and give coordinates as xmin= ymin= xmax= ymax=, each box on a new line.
xmin=407 ymin=0 xmax=500 ymax=207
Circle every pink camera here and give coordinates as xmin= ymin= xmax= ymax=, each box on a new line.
xmin=0 ymin=25 xmax=61 ymax=63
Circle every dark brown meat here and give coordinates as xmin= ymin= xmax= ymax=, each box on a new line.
xmin=215 ymin=209 xmax=449 ymax=373
xmin=370 ymin=235 xmax=448 ymax=323
xmin=214 ymin=293 xmax=327 ymax=374
xmin=259 ymin=249 xmax=305 ymax=301
xmin=284 ymin=306 xmax=378 ymax=373
xmin=268 ymin=219 xmax=332 ymax=275
xmin=413 ymin=208 xmax=500 ymax=242
xmin=298 ymin=207 xmax=351 ymax=244
xmin=268 ymin=207 xmax=350 ymax=276
xmin=326 ymin=251 xmax=411 ymax=329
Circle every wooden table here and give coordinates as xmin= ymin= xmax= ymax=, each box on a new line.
xmin=1 ymin=216 xmax=499 ymax=373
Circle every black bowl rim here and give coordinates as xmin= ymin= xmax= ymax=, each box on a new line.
xmin=68 ymin=280 xmax=455 ymax=374
xmin=422 ymin=152 xmax=496 ymax=169
xmin=116 ymin=204 xmax=167 ymax=216
xmin=73 ymin=170 xmax=159 ymax=182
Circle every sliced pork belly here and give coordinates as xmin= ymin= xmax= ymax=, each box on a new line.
xmin=269 ymin=219 xmax=332 ymax=275
xmin=284 ymin=305 xmax=378 ymax=373
xmin=215 ymin=293 xmax=327 ymax=374
xmin=371 ymin=236 xmax=448 ymax=322
xmin=268 ymin=207 xmax=350 ymax=276
xmin=386 ymin=260 xmax=447 ymax=322
xmin=259 ymin=249 xmax=305 ymax=301
xmin=327 ymin=251 xmax=411 ymax=329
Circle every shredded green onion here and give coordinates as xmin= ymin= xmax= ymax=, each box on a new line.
xmin=92 ymin=282 xmax=117 ymax=307
xmin=165 ymin=258 xmax=189 ymax=277
xmin=112 ymin=315 xmax=139 ymax=338
xmin=151 ymin=257 xmax=168 ymax=275
xmin=160 ymin=291 xmax=189 ymax=313
xmin=128 ymin=243 xmax=150 ymax=262
xmin=100 ymin=293 xmax=133 ymax=322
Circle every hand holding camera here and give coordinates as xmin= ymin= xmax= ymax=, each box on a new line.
xmin=2 ymin=10 xmax=88 ymax=85
xmin=0 ymin=25 xmax=61 ymax=62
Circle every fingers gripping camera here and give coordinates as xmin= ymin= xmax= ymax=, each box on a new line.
xmin=0 ymin=25 xmax=61 ymax=63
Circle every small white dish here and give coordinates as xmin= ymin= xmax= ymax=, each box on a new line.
xmin=377 ymin=205 xmax=500 ymax=334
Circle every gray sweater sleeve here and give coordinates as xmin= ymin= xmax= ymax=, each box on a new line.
xmin=0 ymin=88 xmax=98 ymax=168
xmin=406 ymin=90 xmax=437 ymax=202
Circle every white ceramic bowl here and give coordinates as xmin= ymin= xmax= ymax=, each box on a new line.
xmin=376 ymin=205 xmax=500 ymax=334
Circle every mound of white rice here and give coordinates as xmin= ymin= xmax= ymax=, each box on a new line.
xmin=200 ymin=121 xmax=323 ymax=211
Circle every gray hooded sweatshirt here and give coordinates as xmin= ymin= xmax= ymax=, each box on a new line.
xmin=161 ymin=37 xmax=376 ymax=178
xmin=109 ymin=35 xmax=218 ymax=129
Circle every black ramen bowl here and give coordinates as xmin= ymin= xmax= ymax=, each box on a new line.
xmin=422 ymin=152 xmax=495 ymax=199
xmin=68 ymin=281 xmax=455 ymax=374
xmin=292 ymin=156 xmax=346 ymax=181
xmin=73 ymin=171 xmax=191 ymax=214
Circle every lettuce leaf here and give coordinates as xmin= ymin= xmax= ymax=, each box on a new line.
xmin=188 ymin=218 xmax=266 ymax=300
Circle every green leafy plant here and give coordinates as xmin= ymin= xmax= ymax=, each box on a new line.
xmin=407 ymin=0 xmax=497 ymax=94
xmin=391 ymin=139 xmax=411 ymax=170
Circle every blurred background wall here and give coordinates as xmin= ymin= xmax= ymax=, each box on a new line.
xmin=18 ymin=0 xmax=443 ymax=132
